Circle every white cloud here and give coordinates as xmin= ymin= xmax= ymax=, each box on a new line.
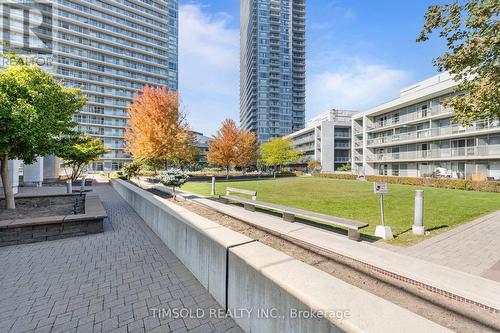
xmin=307 ymin=59 xmax=413 ymax=118
xmin=179 ymin=4 xmax=239 ymax=136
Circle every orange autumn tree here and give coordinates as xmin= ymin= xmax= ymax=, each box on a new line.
xmin=207 ymin=119 xmax=239 ymax=178
xmin=235 ymin=130 xmax=259 ymax=174
xmin=125 ymin=86 xmax=196 ymax=167
xmin=171 ymin=130 xmax=199 ymax=167
xmin=207 ymin=119 xmax=259 ymax=178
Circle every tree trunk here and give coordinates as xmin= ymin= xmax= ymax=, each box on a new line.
xmin=72 ymin=164 xmax=83 ymax=181
xmin=1 ymin=155 xmax=15 ymax=209
xmin=226 ymin=166 xmax=229 ymax=180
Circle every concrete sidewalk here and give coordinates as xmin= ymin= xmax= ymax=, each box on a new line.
xmin=0 ymin=184 xmax=242 ymax=333
xmin=399 ymin=210 xmax=500 ymax=282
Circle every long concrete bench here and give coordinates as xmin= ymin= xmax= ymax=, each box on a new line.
xmin=221 ymin=188 xmax=368 ymax=241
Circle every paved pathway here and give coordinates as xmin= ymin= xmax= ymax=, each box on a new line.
xmin=0 ymin=184 xmax=242 ymax=333
xmin=399 ymin=211 xmax=500 ymax=281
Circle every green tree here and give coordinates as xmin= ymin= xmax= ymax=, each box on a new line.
xmin=142 ymin=157 xmax=164 ymax=175
xmin=260 ymin=138 xmax=302 ymax=177
xmin=417 ymin=0 xmax=500 ymax=125
xmin=56 ymin=136 xmax=110 ymax=181
xmin=158 ymin=168 xmax=189 ymax=200
xmin=123 ymin=160 xmax=143 ymax=179
xmin=0 ymin=55 xmax=86 ymax=209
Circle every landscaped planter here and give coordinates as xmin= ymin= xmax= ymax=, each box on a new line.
xmin=0 ymin=193 xmax=107 ymax=247
xmin=72 ymin=179 xmax=93 ymax=187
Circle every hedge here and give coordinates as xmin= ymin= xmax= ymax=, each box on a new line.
xmin=312 ymin=173 xmax=357 ymax=180
xmin=274 ymin=171 xmax=298 ymax=177
xmin=311 ymin=173 xmax=500 ymax=193
xmin=365 ymin=175 xmax=500 ymax=193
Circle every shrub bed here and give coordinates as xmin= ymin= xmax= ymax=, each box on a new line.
xmin=365 ymin=175 xmax=500 ymax=193
xmin=313 ymin=173 xmax=357 ymax=180
xmin=276 ymin=171 xmax=298 ymax=177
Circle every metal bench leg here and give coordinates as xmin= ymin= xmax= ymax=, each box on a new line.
xmin=348 ymin=229 xmax=361 ymax=241
xmin=282 ymin=213 xmax=295 ymax=222
xmin=244 ymin=203 xmax=256 ymax=212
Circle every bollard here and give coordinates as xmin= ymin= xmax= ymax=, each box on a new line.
xmin=211 ymin=176 xmax=216 ymax=196
xmin=412 ymin=190 xmax=425 ymax=235
xmin=66 ymin=180 xmax=73 ymax=194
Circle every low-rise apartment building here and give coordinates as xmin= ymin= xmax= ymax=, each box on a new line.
xmin=352 ymin=72 xmax=500 ymax=180
xmin=288 ymin=109 xmax=357 ymax=172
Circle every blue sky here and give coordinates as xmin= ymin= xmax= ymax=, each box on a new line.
xmin=179 ymin=0 xmax=449 ymax=135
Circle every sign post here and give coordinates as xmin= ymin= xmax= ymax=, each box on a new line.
xmin=373 ymin=182 xmax=393 ymax=240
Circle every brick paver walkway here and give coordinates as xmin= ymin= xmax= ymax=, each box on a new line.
xmin=399 ymin=210 xmax=500 ymax=281
xmin=0 ymin=184 xmax=243 ymax=333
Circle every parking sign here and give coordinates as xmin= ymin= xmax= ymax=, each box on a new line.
xmin=374 ymin=182 xmax=388 ymax=194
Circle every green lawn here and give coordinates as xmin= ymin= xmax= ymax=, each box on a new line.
xmin=181 ymin=177 xmax=500 ymax=245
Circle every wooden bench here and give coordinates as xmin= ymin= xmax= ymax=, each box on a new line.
xmin=220 ymin=190 xmax=368 ymax=241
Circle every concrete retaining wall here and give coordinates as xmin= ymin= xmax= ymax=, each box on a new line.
xmin=228 ymin=241 xmax=451 ymax=333
xmin=112 ymin=179 xmax=450 ymax=333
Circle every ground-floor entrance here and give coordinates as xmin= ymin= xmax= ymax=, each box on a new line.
xmin=90 ymin=160 xmax=126 ymax=172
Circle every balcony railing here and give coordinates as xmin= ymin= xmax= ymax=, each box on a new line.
xmin=79 ymin=129 xmax=124 ymax=137
xmin=296 ymin=144 xmax=314 ymax=152
xmin=368 ymin=144 xmax=500 ymax=162
xmin=366 ymin=105 xmax=452 ymax=131
xmin=101 ymin=153 xmax=130 ymax=159
xmin=366 ymin=120 xmax=500 ymax=146
xmin=293 ymin=136 xmax=315 ymax=145
xmin=75 ymin=119 xmax=128 ymax=127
